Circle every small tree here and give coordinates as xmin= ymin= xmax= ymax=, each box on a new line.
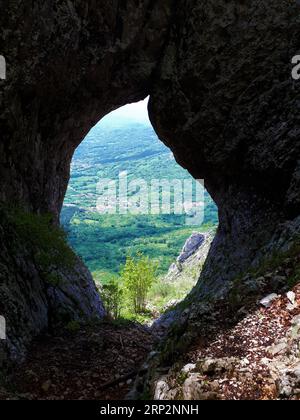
xmin=121 ymin=254 xmax=157 ymax=314
xmin=102 ymin=278 xmax=123 ymax=319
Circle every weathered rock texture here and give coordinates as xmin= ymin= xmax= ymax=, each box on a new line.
xmin=177 ymin=232 xmax=206 ymax=264
xmin=0 ymin=0 xmax=299 ymax=384
xmin=0 ymin=0 xmax=173 ymax=217
xmin=149 ymin=0 xmax=300 ymax=298
xmin=0 ymin=0 xmax=174 ymax=364
xmin=166 ymin=232 xmax=212 ymax=281
xmin=141 ymin=1 xmax=300 ymax=396
xmin=0 ymin=208 xmax=105 ymax=365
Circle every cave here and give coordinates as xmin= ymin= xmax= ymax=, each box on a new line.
xmin=0 ymin=0 xmax=300 ymax=400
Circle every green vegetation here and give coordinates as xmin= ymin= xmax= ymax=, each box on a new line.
xmin=100 ymin=253 xmax=203 ymax=323
xmin=121 ymin=254 xmax=157 ymax=314
xmin=148 ymin=262 xmax=203 ymax=312
xmin=100 ymin=254 xmax=157 ymax=322
xmin=288 ymin=265 xmax=300 ymax=289
xmin=101 ymin=278 xmax=124 ymax=319
xmin=68 ymin=211 xmax=215 ymax=282
xmin=6 ymin=207 xmax=76 ymax=274
xmin=62 ymin=120 xmax=218 ymax=284
xmin=256 ymin=240 xmax=300 ymax=287
xmin=242 ymin=238 xmax=300 ymax=284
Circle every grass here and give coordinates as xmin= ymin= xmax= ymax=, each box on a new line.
xmin=148 ymin=264 xmax=202 ymax=313
xmin=1 ymin=206 xmax=77 ymax=286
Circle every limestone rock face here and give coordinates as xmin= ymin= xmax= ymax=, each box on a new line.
xmin=166 ymin=232 xmax=211 ymax=279
xmin=0 ymin=0 xmax=300 ymax=367
xmin=177 ymin=233 xmax=205 ymax=264
xmin=0 ymin=0 xmax=173 ymax=217
xmin=0 ymin=209 xmax=105 ymax=364
xmin=0 ymin=0 xmax=173 ymax=363
xmin=149 ymin=0 xmax=300 ymax=297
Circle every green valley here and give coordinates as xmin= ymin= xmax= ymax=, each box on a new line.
xmin=61 ymin=109 xmax=218 ymax=285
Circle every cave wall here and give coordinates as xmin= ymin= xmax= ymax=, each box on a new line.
xmin=0 ymin=0 xmax=300 ymax=365
xmin=149 ymin=0 xmax=300 ymax=297
xmin=0 ymin=0 xmax=173 ymax=217
xmin=0 ymin=0 xmax=174 ymax=363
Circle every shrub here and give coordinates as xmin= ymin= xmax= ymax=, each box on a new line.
xmin=121 ymin=254 xmax=157 ymax=314
xmin=101 ymin=278 xmax=124 ymax=319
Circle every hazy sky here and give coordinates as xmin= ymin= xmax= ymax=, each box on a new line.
xmin=102 ymin=97 xmax=150 ymax=125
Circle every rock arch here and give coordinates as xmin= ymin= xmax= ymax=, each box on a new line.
xmin=0 ymin=0 xmax=299 ymax=364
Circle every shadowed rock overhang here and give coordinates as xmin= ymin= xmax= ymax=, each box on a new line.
xmin=0 ymin=0 xmax=299 ymax=369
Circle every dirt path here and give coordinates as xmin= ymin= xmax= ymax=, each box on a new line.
xmin=8 ymin=321 xmax=155 ymax=400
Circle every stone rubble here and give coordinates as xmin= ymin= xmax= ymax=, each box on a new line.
xmin=153 ymin=279 xmax=300 ymax=400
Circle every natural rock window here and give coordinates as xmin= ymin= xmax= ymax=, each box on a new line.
xmin=61 ymin=98 xmax=218 ymax=324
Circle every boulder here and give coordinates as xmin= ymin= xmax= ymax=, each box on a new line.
xmin=259 ymin=294 xmax=279 ymax=308
xmin=277 ymin=364 xmax=300 ymax=398
xmin=177 ymin=233 xmax=206 ymax=264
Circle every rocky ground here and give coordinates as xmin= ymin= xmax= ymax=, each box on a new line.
xmin=1 ymin=285 xmax=300 ymax=400
xmin=0 ymin=322 xmax=155 ymax=400
xmin=1 ymin=243 xmax=299 ymax=401
xmin=154 ymin=284 xmax=300 ymax=400
xmin=3 ymin=283 xmax=299 ymax=401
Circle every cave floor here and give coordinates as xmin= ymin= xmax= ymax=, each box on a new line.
xmin=6 ymin=321 xmax=155 ymax=400
xmin=1 ymin=254 xmax=299 ymax=401
xmin=185 ymin=284 xmax=300 ymax=400
xmin=1 ymin=283 xmax=299 ymax=400
xmin=159 ymin=280 xmax=300 ymax=400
